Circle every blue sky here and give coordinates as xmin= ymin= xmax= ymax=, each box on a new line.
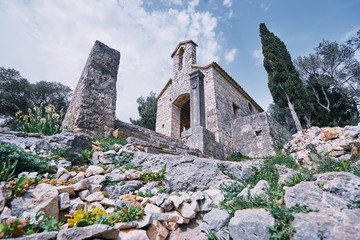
xmin=0 ymin=0 xmax=359 ymax=122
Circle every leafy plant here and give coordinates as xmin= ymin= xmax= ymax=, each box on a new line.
xmin=94 ymin=136 xmax=127 ymax=151
xmin=24 ymin=212 xmax=62 ymax=235
xmin=221 ymin=192 xmax=269 ymax=216
xmin=111 ymin=153 xmax=134 ymax=167
xmin=226 ymin=152 xmax=252 ymax=162
xmin=81 ymin=148 xmax=94 ymax=161
xmin=10 ymin=176 xmax=35 ymax=197
xmin=122 ymin=164 xmax=142 ymax=171
xmin=0 ymin=143 xmax=50 ymax=175
xmin=15 ymin=104 xmax=63 ymax=136
xmin=49 ymin=147 xmax=69 ymax=158
xmin=0 ymin=158 xmax=17 ymax=181
xmin=0 ymin=218 xmax=28 ymax=238
xmin=205 ymin=229 xmax=226 ymax=240
xmin=285 ymin=171 xmax=316 ymax=187
xmin=316 ymin=154 xmax=352 ymax=173
xmin=220 ymin=181 xmax=245 ymax=202
xmin=100 ymin=176 xmax=116 ymax=189
xmin=140 ymin=164 xmax=167 ymax=184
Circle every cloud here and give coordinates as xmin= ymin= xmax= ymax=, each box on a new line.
xmin=225 ymin=48 xmax=237 ymax=63
xmin=252 ymin=49 xmax=263 ymax=66
xmin=341 ymin=26 xmax=360 ymax=42
xmin=0 ymin=0 xmax=222 ymax=122
xmin=260 ymin=3 xmax=270 ymax=11
xmin=223 ymin=0 xmax=232 ymax=8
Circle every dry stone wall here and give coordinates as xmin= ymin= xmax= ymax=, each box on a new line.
xmin=62 ymin=40 xmax=120 ymax=138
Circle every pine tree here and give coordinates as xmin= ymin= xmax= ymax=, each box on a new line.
xmin=259 ymin=23 xmax=311 ymax=131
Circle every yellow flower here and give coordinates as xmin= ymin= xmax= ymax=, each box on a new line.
xmin=67 ymin=219 xmax=75 ymax=227
xmin=73 ymin=209 xmax=85 ymax=224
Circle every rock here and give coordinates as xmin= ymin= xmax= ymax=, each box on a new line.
xmin=72 ymin=179 xmax=90 ymax=191
xmin=201 ymin=208 xmax=231 ymax=232
xmin=138 ymin=181 xmax=160 ymax=194
xmin=131 ymin=152 xmax=259 ymax=192
xmin=165 ymin=210 xmax=188 ymax=224
xmin=250 ymin=180 xmax=270 ymax=200
xmin=229 ymin=208 xmax=274 ymax=240
xmin=293 ymin=209 xmax=360 ymax=240
xmin=62 ymin=40 xmax=120 ymax=138
xmin=36 ymin=130 xmax=92 ymax=163
xmin=57 ymin=186 xmax=75 ymax=195
xmin=147 ymin=220 xmax=169 ymax=240
xmin=87 ymin=175 xmax=106 ymax=184
xmin=78 ymin=189 xmax=90 ymax=200
xmin=69 ymin=198 xmax=85 ymax=211
xmin=155 ymin=193 xmax=168 ymax=206
xmin=125 ymin=169 xmax=141 ymax=180
xmin=136 ymin=214 xmax=153 ymax=228
xmin=0 ymin=182 xmax=12 ymax=212
xmin=85 ymin=192 xmax=104 ymax=202
xmin=199 ymin=194 xmax=213 ymax=212
xmin=167 ymin=214 xmax=205 ymax=240
xmin=191 ymin=191 xmax=205 ymax=202
xmin=87 ymin=201 xmax=104 ymax=210
xmin=57 ymin=224 xmax=119 ymax=240
xmin=114 ymin=221 xmax=138 ymax=230
xmin=104 ymin=180 xmax=143 ymax=200
xmin=105 ymin=169 xmax=126 ymax=182
xmin=72 ymin=171 xmax=85 ymax=183
xmin=145 ymin=203 xmax=164 ymax=214
xmin=85 ymin=165 xmax=106 ymax=177
xmin=59 ymin=192 xmax=70 ymax=211
xmin=0 ymin=206 xmax=12 ymax=221
xmin=168 ymin=195 xmax=183 ymax=209
xmin=118 ymin=229 xmax=149 ymax=240
xmin=88 ymin=184 xmax=102 ymax=193
xmin=100 ymin=198 xmax=115 ymax=207
xmin=10 ymin=183 xmax=59 ymax=220
xmin=180 ymin=192 xmax=191 ymax=203
xmin=203 ymin=189 xmax=224 ymax=205
xmin=5 ymin=231 xmax=58 ymax=240
xmin=190 ymin=200 xmax=200 ymax=213
xmin=178 ymin=202 xmax=196 ymax=219
xmin=160 ymin=199 xmax=174 ymax=211
xmin=163 ymin=221 xmax=178 ymax=231
xmin=56 ymin=167 xmax=70 ymax=179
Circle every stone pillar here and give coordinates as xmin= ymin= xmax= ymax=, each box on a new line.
xmin=62 ymin=40 xmax=120 ymax=138
xmin=189 ymin=70 xmax=205 ymax=128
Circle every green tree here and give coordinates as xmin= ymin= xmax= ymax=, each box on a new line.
xmin=295 ymin=35 xmax=360 ymax=126
xmin=130 ymin=92 xmax=157 ymax=130
xmin=260 ymin=23 xmax=312 ymax=132
xmin=0 ymin=67 xmax=31 ymax=116
xmin=29 ymin=81 xmax=72 ymax=113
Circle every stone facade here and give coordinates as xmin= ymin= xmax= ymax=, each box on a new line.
xmin=156 ymin=40 xmax=289 ymax=158
xmin=62 ymin=40 xmax=120 ymax=138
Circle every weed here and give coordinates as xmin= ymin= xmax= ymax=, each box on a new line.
xmin=100 ymin=176 xmax=115 ymax=189
xmin=0 ymin=158 xmax=17 ymax=181
xmin=111 ymin=153 xmax=134 ymax=167
xmin=205 ymin=229 xmax=226 ymax=240
xmin=226 ymin=152 xmax=252 ymax=162
xmin=140 ymin=164 xmax=167 ymax=184
xmin=81 ymin=148 xmax=94 ymax=161
xmin=222 ymin=192 xmax=269 ymax=216
xmin=15 ymin=104 xmax=63 ymax=136
xmin=220 ymin=181 xmax=245 ymax=202
xmin=49 ymin=147 xmax=69 ymax=158
xmin=284 ymin=171 xmax=316 ymax=187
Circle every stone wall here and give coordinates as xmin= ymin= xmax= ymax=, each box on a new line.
xmin=62 ymin=40 xmax=120 ymax=138
xmin=231 ymin=112 xmax=292 ymax=158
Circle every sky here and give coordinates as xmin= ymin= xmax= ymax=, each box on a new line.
xmin=0 ymin=0 xmax=359 ymax=122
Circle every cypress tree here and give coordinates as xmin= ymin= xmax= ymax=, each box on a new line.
xmin=259 ymin=23 xmax=311 ymax=131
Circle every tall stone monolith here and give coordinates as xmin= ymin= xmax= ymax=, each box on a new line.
xmin=62 ymin=40 xmax=120 ymax=138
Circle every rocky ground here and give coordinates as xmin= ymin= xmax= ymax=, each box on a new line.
xmin=0 ymin=124 xmax=360 ymax=240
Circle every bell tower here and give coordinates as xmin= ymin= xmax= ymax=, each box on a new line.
xmin=171 ymin=40 xmax=197 ymax=80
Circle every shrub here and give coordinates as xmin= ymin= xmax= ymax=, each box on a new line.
xmin=94 ymin=136 xmax=127 ymax=152
xmin=0 ymin=158 xmax=17 ymax=181
xmin=140 ymin=164 xmax=167 ymax=184
xmin=220 ymin=181 xmax=245 ymax=202
xmin=24 ymin=212 xmax=62 ymax=235
xmin=0 ymin=143 xmax=50 ymax=176
xmin=226 ymin=152 xmax=252 ymax=162
xmin=316 ymin=154 xmax=352 ymax=173
xmin=221 ymin=192 xmax=269 ymax=216
xmin=111 ymin=153 xmax=134 ymax=167
xmin=285 ymin=171 xmax=316 ymax=187
xmin=15 ymin=104 xmax=63 ymax=136
xmin=81 ymin=148 xmax=94 ymax=161
xmin=0 ymin=218 xmax=28 ymax=238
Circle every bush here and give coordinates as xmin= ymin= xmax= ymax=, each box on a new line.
xmin=316 ymin=154 xmax=352 ymax=173
xmin=0 ymin=143 xmax=50 ymax=176
xmin=0 ymin=158 xmax=17 ymax=181
xmin=94 ymin=137 xmax=127 ymax=151
xmin=111 ymin=153 xmax=134 ymax=167
xmin=140 ymin=164 xmax=167 ymax=184
xmin=226 ymin=152 xmax=252 ymax=162
xmin=15 ymin=104 xmax=63 ymax=136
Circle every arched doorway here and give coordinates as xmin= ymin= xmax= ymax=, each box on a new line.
xmin=172 ymin=93 xmax=190 ymax=138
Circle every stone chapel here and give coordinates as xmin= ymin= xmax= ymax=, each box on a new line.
xmin=155 ymin=40 xmax=291 ymax=158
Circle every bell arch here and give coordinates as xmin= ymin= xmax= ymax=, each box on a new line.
xmin=172 ymin=93 xmax=190 ymax=138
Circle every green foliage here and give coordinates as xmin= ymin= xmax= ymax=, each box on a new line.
xmin=130 ymin=91 xmax=157 ymax=130
xmin=222 ymin=191 xmax=269 ymax=216
xmin=265 ymin=154 xmax=298 ymax=170
xmin=226 ymin=152 xmax=252 ymax=162
xmin=111 ymin=203 xmax=145 ymax=224
xmin=94 ymin=136 xmax=127 ymax=152
xmin=205 ymin=229 xmax=226 ymax=240
xmin=140 ymin=164 xmax=167 ymax=183
xmin=0 ymin=218 xmax=28 ymax=238
xmin=122 ymin=164 xmax=142 ymax=171
xmin=352 ymin=164 xmax=360 ymax=177
xmin=316 ymin=154 xmax=352 ymax=173
xmin=0 ymin=158 xmax=17 ymax=181
xmin=50 ymin=147 xmax=69 ymax=158
xmin=10 ymin=176 xmax=35 ymax=197
xmin=100 ymin=176 xmax=116 ymax=189
xmin=111 ymin=153 xmax=134 ymax=167
xmin=81 ymin=148 xmax=94 ymax=161
xmin=0 ymin=143 xmax=50 ymax=176
xmin=15 ymin=104 xmax=63 ymax=136
xmin=220 ymin=181 xmax=245 ymax=202
xmin=266 ymin=203 xmax=313 ymax=240
xmin=260 ymin=23 xmax=312 ymax=131
xmin=24 ymin=212 xmax=62 ymax=235
xmin=285 ymin=171 xmax=316 ymax=187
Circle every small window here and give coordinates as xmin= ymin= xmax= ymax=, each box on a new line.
xmin=255 ymin=129 xmax=262 ymax=136
xmin=233 ymin=103 xmax=240 ymax=119
xmin=248 ymin=102 xmax=253 ymax=113
xmin=162 ymin=124 xmax=165 ymax=128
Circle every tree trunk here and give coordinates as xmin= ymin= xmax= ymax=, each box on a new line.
xmin=286 ymin=94 xmax=303 ymax=132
